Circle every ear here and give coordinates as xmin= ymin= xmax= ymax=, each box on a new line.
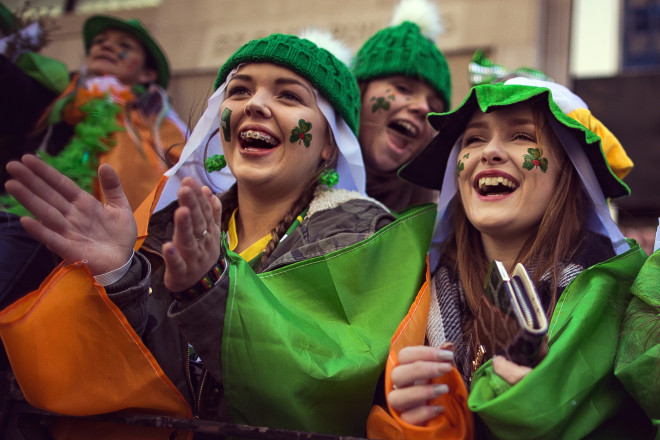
xmin=137 ymin=68 xmax=158 ymax=85
xmin=320 ymin=125 xmax=337 ymax=161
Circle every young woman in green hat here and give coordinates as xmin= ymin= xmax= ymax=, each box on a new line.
xmin=352 ymin=0 xmax=451 ymax=213
xmin=3 ymin=31 xmax=435 ymax=438
xmin=367 ymin=78 xmax=655 ymax=439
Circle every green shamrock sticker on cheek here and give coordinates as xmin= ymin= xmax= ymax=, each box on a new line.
xmin=290 ymin=119 xmax=312 ymax=148
xmin=221 ymin=107 xmax=232 ymax=142
xmin=522 ymin=148 xmax=548 ymax=173
xmin=370 ymin=89 xmax=396 ymax=113
xmin=456 ymin=153 xmax=469 ymax=177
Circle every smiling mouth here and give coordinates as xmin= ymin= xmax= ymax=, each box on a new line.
xmin=239 ymin=130 xmax=280 ymax=151
xmin=476 ymin=176 xmax=519 ymax=196
xmin=93 ymin=55 xmax=116 ymax=63
xmin=388 ymin=120 xmax=418 ymax=138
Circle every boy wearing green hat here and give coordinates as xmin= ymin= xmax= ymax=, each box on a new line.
xmin=31 ymin=14 xmax=185 ymax=211
xmin=367 ymin=78 xmax=655 ymax=439
xmin=352 ymin=0 xmax=451 ymax=213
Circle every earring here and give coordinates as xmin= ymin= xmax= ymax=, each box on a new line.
xmin=205 ymin=154 xmax=226 ymax=172
xmin=318 ymin=168 xmax=339 ymax=187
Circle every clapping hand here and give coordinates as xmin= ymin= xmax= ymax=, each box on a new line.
xmin=162 ymin=177 xmax=222 ymax=293
xmin=5 ymin=155 xmax=136 ymax=276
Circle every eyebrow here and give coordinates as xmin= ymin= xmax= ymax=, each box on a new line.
xmin=229 ymin=74 xmax=314 ymax=95
xmin=275 ymin=77 xmax=314 ymax=95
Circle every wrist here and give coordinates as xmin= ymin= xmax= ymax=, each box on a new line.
xmin=93 ymin=251 xmax=135 ymax=286
xmin=171 ymin=260 xmax=225 ymax=302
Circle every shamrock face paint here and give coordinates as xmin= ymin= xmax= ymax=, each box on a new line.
xmin=221 ymin=107 xmax=232 ymax=141
xmin=522 ymin=148 xmax=548 ymax=173
xmin=221 ymin=63 xmax=333 ymax=196
xmin=370 ymin=89 xmax=396 ymax=113
xmin=457 ymin=103 xmax=562 ymax=242
xmin=290 ymin=119 xmax=312 ymax=148
xmin=358 ymin=76 xmax=444 ymax=173
xmin=457 ymin=153 xmax=469 ymax=178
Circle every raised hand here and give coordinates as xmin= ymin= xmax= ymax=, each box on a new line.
xmin=388 ymin=344 xmax=455 ymax=425
xmin=162 ymin=177 xmax=222 ymax=293
xmin=5 ymin=155 xmax=137 ymax=275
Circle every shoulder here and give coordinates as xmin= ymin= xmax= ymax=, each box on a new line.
xmin=305 ymin=188 xmax=395 ymax=237
xmin=261 ymin=189 xmax=394 ymax=270
xmin=307 ymin=187 xmax=390 ymax=218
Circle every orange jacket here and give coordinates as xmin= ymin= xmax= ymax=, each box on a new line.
xmin=366 ymin=260 xmax=474 ymax=440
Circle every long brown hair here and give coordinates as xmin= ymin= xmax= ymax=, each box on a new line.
xmin=443 ymin=102 xmax=585 ymax=323
xmin=220 ymin=125 xmax=339 ymax=269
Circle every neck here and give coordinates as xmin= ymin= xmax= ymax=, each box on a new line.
xmin=480 ymin=231 xmax=533 ymax=273
xmin=233 ymin=185 xmax=304 ymax=254
xmin=365 ymin=166 xmax=438 ymax=212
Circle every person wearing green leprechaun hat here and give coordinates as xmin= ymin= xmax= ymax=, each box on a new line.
xmin=366 ymin=77 xmax=656 ymax=439
xmin=2 ymin=29 xmax=437 ymax=438
xmin=352 ymin=0 xmax=451 ymax=213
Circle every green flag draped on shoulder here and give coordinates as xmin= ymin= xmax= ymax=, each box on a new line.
xmin=222 ymin=204 xmax=437 ymax=435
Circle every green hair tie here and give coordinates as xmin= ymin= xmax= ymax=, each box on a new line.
xmin=205 ymin=154 xmax=226 ymax=172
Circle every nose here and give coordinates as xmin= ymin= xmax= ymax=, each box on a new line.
xmin=407 ymin=93 xmax=431 ymax=118
xmin=244 ymin=91 xmax=272 ymax=119
xmin=480 ymin=138 xmax=508 ymax=165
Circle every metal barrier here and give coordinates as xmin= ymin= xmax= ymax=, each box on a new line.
xmin=3 ymin=399 xmax=371 ymax=440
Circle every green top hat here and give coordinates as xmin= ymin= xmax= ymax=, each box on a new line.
xmin=82 ymin=15 xmax=170 ymax=88
xmin=0 ymin=3 xmax=17 ymax=35
xmin=399 ymin=82 xmax=629 ymax=199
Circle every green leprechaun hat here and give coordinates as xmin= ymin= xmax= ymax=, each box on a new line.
xmin=399 ymin=80 xmax=629 ymax=199
xmin=82 ymin=15 xmax=170 ymax=88
xmin=352 ymin=0 xmax=452 ymax=109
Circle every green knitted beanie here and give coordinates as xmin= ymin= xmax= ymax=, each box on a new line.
xmin=214 ymin=33 xmax=361 ymax=136
xmin=353 ymin=0 xmax=452 ymax=110
xmin=353 ymin=21 xmax=451 ymax=109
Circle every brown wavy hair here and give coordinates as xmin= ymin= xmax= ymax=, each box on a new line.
xmin=441 ymin=101 xmax=586 ymax=326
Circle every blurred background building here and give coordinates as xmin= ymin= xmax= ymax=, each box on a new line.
xmin=4 ymin=0 xmax=659 ymax=252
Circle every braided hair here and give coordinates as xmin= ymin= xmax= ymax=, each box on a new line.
xmin=219 ymin=127 xmax=340 ymax=270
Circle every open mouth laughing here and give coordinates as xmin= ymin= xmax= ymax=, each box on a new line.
xmin=474 ymin=173 xmax=519 ymax=197
xmin=387 ymin=119 xmax=419 ymax=138
xmin=239 ymin=129 xmax=280 ymax=152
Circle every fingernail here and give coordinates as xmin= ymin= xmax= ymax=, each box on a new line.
xmin=435 ymin=349 xmax=454 ymax=361
xmin=432 ymin=384 xmax=448 ymax=397
xmin=431 ymin=405 xmax=445 ymax=415
xmin=440 ymin=341 xmax=455 ymax=351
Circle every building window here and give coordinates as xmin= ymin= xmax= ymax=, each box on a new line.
xmin=622 ymin=0 xmax=660 ymax=69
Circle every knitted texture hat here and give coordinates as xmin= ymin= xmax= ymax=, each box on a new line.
xmin=83 ymin=15 xmax=170 ymax=88
xmin=352 ymin=0 xmax=451 ymax=109
xmin=214 ymin=33 xmax=360 ymax=136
